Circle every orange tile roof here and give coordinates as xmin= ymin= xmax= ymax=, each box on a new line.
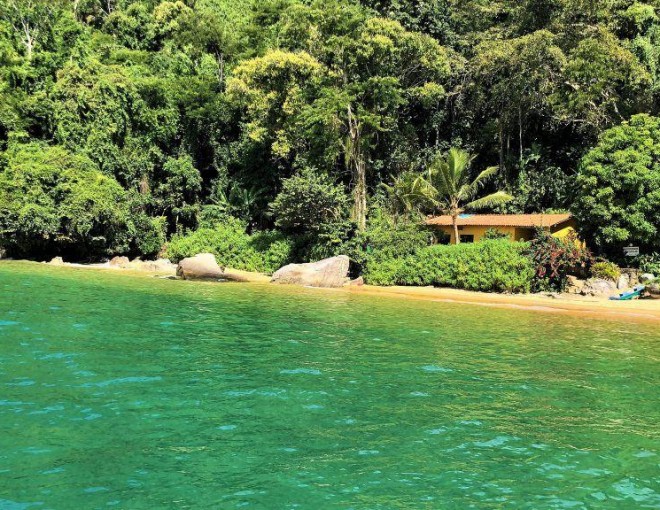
xmin=426 ymin=213 xmax=573 ymax=228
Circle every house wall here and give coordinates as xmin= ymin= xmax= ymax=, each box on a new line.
xmin=435 ymin=220 xmax=579 ymax=244
xmin=550 ymin=219 xmax=579 ymax=240
xmin=437 ymin=225 xmax=519 ymax=244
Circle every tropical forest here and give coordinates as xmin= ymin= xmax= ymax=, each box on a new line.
xmin=2 ymin=0 xmax=660 ymax=290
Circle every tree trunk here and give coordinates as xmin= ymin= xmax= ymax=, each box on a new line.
xmin=498 ymin=118 xmax=505 ymax=181
xmin=20 ymin=19 xmax=33 ymax=61
xmin=452 ymin=213 xmax=460 ymax=245
xmin=216 ymin=52 xmax=225 ymax=88
xmin=353 ymin=154 xmax=367 ymax=231
xmin=518 ymin=104 xmax=523 ymax=166
xmin=347 ymin=104 xmax=367 ymax=231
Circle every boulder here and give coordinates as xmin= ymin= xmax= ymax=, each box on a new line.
xmin=49 ymin=257 xmax=65 ymax=266
xmin=131 ymin=258 xmax=176 ymax=274
xmin=581 ymin=278 xmax=617 ymax=297
xmin=109 ymin=256 xmax=130 ymax=268
xmin=617 ymin=273 xmax=630 ymax=290
xmin=566 ymin=275 xmax=585 ymax=294
xmin=640 ymin=273 xmax=656 ymax=284
xmin=349 ymin=276 xmax=365 ymax=287
xmin=621 ymin=268 xmax=639 ymax=286
xmin=648 ymin=282 xmax=660 ymax=298
xmin=176 ymin=253 xmax=224 ymax=280
xmin=271 ymin=255 xmax=350 ymax=288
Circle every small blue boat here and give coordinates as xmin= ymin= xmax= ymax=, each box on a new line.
xmin=609 ymin=285 xmax=646 ymax=301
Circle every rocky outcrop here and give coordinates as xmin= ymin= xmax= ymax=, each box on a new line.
xmin=566 ymin=275 xmax=585 ymax=294
xmin=617 ymin=273 xmax=630 ymax=290
xmin=640 ymin=273 xmax=656 ymax=284
xmin=648 ymin=282 xmax=660 ymax=298
xmin=621 ymin=268 xmax=639 ymax=286
xmin=49 ymin=257 xmax=64 ymax=266
xmin=581 ymin=278 xmax=617 ymax=297
xmin=349 ymin=276 xmax=365 ymax=287
xmin=109 ymin=256 xmax=176 ymax=274
xmin=271 ymin=255 xmax=350 ymax=288
xmin=132 ymin=258 xmax=176 ymax=273
xmin=176 ymin=253 xmax=224 ymax=280
xmin=109 ymin=256 xmax=130 ymax=268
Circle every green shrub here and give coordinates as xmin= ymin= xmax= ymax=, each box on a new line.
xmin=0 ymin=142 xmax=133 ymax=259
xmin=483 ymin=228 xmax=511 ymax=240
xmin=527 ymin=229 xmax=592 ymax=292
xmin=365 ymin=240 xmax=534 ymax=293
xmin=165 ymin=217 xmax=293 ymax=274
xmin=298 ymin=210 xmax=434 ymax=274
xmin=637 ymin=252 xmax=660 ymax=275
xmin=130 ymin=214 xmax=167 ymax=257
xmin=590 ymin=261 xmax=621 ymax=281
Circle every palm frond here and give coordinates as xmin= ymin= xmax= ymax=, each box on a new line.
xmin=463 ymin=165 xmax=499 ymax=200
xmin=465 ymin=191 xmax=513 ymax=210
xmin=447 ymin=148 xmax=475 ymax=187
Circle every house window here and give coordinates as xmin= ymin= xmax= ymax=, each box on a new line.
xmin=460 ymin=235 xmax=475 ymax=243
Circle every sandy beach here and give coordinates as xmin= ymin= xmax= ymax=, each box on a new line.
xmin=347 ymin=284 xmax=660 ymax=324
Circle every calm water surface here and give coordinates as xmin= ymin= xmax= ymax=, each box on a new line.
xmin=0 ymin=262 xmax=658 ymax=509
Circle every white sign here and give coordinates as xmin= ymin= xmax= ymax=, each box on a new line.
xmin=623 ymin=246 xmax=640 ymax=257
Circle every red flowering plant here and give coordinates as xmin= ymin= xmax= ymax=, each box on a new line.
xmin=527 ymin=228 xmax=592 ymax=292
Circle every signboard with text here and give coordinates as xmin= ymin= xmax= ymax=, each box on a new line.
xmin=623 ymin=246 xmax=640 ymax=257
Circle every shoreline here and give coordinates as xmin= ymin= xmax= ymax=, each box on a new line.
xmin=347 ymin=284 xmax=660 ymax=324
xmin=4 ymin=259 xmax=660 ymax=324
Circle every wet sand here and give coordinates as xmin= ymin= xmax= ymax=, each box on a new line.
xmin=346 ymin=284 xmax=660 ymax=324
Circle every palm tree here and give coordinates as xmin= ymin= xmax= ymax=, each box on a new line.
xmin=426 ymin=148 xmax=512 ymax=244
xmin=381 ymin=170 xmax=436 ymax=219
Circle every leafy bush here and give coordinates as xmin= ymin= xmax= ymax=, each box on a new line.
xmin=636 ymin=252 xmax=660 ymax=275
xmin=527 ymin=229 xmax=592 ymax=292
xmin=270 ymin=169 xmax=349 ymax=234
xmin=295 ymin=209 xmax=434 ymax=274
xmin=165 ymin=217 xmax=293 ymax=274
xmin=573 ymin=114 xmax=660 ymax=256
xmin=0 ymin=142 xmax=133 ymax=259
xmin=130 ymin=213 xmax=167 ymax=258
xmin=365 ymin=240 xmax=534 ymax=293
xmin=590 ymin=261 xmax=621 ymax=281
xmin=483 ymin=228 xmax=511 ymax=240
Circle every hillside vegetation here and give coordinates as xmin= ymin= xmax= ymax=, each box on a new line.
xmin=1 ymin=0 xmax=659 ymax=264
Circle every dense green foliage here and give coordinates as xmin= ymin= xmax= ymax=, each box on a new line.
xmin=365 ymin=240 xmax=534 ymax=293
xmin=165 ymin=217 xmax=293 ymax=274
xmin=574 ymin=114 xmax=660 ymax=255
xmin=0 ymin=141 xmax=132 ymax=258
xmin=1 ymin=0 xmax=659 ymax=264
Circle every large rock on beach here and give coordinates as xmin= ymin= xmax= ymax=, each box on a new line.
xmin=617 ymin=273 xmax=630 ymax=290
xmin=566 ymin=275 xmax=585 ymax=294
xmin=648 ymin=282 xmax=660 ymax=298
xmin=271 ymin=255 xmax=350 ymax=288
xmin=131 ymin=258 xmax=176 ymax=274
xmin=109 ymin=256 xmax=130 ymax=268
xmin=640 ymin=273 xmax=656 ymax=284
xmin=176 ymin=253 xmax=224 ymax=280
xmin=49 ymin=257 xmax=65 ymax=266
xmin=580 ymin=278 xmax=617 ymax=297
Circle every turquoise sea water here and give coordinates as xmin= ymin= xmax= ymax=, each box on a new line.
xmin=0 ymin=262 xmax=658 ymax=509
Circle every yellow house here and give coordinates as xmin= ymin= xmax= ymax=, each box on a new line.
xmin=426 ymin=213 xmax=579 ymax=244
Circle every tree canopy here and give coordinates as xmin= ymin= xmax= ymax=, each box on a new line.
xmin=1 ymin=0 xmax=659 ymax=260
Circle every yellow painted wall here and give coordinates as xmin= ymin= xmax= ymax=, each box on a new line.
xmin=550 ymin=219 xmax=579 ymax=240
xmin=436 ymin=221 xmax=579 ymax=244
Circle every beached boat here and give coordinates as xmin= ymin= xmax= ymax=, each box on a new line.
xmin=609 ymin=285 xmax=646 ymax=301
